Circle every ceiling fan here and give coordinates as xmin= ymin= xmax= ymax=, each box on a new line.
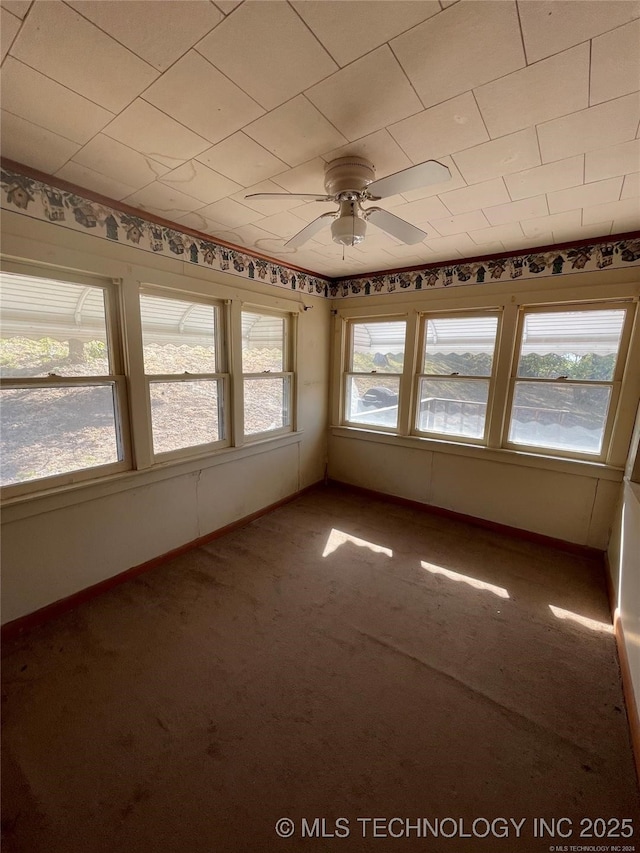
xmin=245 ymin=156 xmax=451 ymax=249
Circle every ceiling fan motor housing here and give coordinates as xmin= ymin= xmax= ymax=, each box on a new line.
xmin=324 ymin=156 xmax=375 ymax=196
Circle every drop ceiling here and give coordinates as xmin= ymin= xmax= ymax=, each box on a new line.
xmin=1 ymin=0 xmax=639 ymax=278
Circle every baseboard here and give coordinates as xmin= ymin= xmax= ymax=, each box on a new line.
xmin=1 ymin=481 xmax=322 ymax=642
xmin=604 ymin=555 xmax=640 ymax=788
xmin=328 ymin=479 xmax=604 ymax=558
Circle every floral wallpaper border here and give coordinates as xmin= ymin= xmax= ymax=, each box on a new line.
xmin=0 ymin=168 xmax=331 ymax=296
xmin=2 ymin=166 xmax=639 ymax=299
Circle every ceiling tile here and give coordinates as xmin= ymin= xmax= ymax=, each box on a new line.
xmin=547 ymin=177 xmax=623 ymax=215
xmin=196 ymin=1 xmax=337 ymax=110
xmin=400 ymin=156 xmax=467 ymax=201
xmin=621 ymin=172 xmax=640 ymax=198
xmin=196 ymin=133 xmax=288 ymax=187
xmin=585 ymin=140 xmax=640 ymax=182
xmin=259 ymin=211 xmax=314 ymax=239
xmin=292 ymin=0 xmax=439 ymax=67
xmin=590 ymin=19 xmax=640 ymax=106
xmin=291 ymin=201 xmax=337 ymax=224
xmin=55 ymin=162 xmax=138 ymax=201
xmin=103 ymin=100 xmax=211 ymax=170
xmin=175 ymin=211 xmax=227 ymax=235
xmin=216 ymin=223 xmax=276 ymax=250
xmin=271 ymin=159 xmax=327 ymax=194
xmin=214 ymin=1 xmax=242 ymax=13
xmin=424 ymin=233 xmax=476 ymax=256
xmin=555 ymin=222 xmax=614 ymax=242
xmin=518 ymin=0 xmax=640 ymax=64
xmin=612 ymin=216 xmax=639 ymax=233
xmin=452 ymin=129 xmax=541 ymax=185
xmin=0 ymin=57 xmax=113 ymax=143
xmin=123 ymin=182 xmax=205 ymax=219
xmin=0 ymin=110 xmax=80 ymax=173
xmin=391 ymin=0 xmax=524 ymax=108
xmin=143 ymin=50 xmax=264 ymax=145
xmin=389 ymin=196 xmax=451 ymax=225
xmin=10 ymin=0 xmax=158 ymax=112
xmin=306 ymin=46 xmax=422 ymax=142
xmin=1 ymin=7 xmax=20 ymax=62
xmin=231 ymin=180 xmax=308 ymax=216
xmin=67 ymin=1 xmax=223 ymax=71
xmin=1 ymin=1 xmax=31 ymax=18
xmin=520 ymin=210 xmax=582 ymax=241
xmin=582 ymin=196 xmax=640 ymax=226
xmin=160 ymin=160 xmax=242 ymax=204
xmin=389 ymin=93 xmax=489 ymax=163
xmin=198 ymin=198 xmax=259 ymax=228
xmin=440 ymin=178 xmax=510 ymax=215
xmin=537 ymin=93 xmax=640 ymax=163
xmin=429 ymin=210 xmax=490 ymax=236
xmin=505 ymin=156 xmax=584 ymax=201
xmin=322 ymin=130 xmax=412 ymax=180
xmin=474 ymin=44 xmax=589 ymax=139
xmin=468 ymin=222 xmax=524 ymax=246
xmin=244 ymin=96 xmax=347 ymax=167
xmin=73 ymin=134 xmax=169 ymax=190
xmin=484 ymin=195 xmax=548 ymax=226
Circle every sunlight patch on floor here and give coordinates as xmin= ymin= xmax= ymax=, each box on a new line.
xmin=421 ymin=561 xmax=510 ymax=599
xmin=549 ymin=604 xmax=612 ymax=633
xmin=322 ymin=528 xmax=393 ymax=558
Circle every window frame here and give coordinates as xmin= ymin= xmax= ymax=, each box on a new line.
xmin=139 ymin=287 xmax=230 ymax=462
xmin=342 ymin=315 xmax=408 ymax=435
xmin=241 ymin=305 xmax=295 ymax=442
xmin=0 ymin=261 xmax=131 ymax=498
xmin=412 ymin=309 xmax=502 ymax=445
xmin=502 ymin=300 xmax=636 ymax=463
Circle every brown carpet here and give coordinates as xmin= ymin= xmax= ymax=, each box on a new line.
xmin=2 ymin=484 xmax=639 ymax=853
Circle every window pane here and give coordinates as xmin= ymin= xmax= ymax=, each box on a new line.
xmin=346 ymin=376 xmax=400 ymax=429
xmin=242 ymin=312 xmax=285 ymax=372
xmin=140 ymin=295 xmax=217 ymax=374
xmin=423 ymin=316 xmax=498 ymax=376
xmin=509 ymin=382 xmax=612 ymax=454
xmin=1 ymin=385 xmax=119 ymax=485
xmin=149 ymin=380 xmax=221 ymax=454
xmin=517 ymin=310 xmax=625 ymax=380
xmin=416 ymin=379 xmax=489 ymax=439
xmin=0 ymin=272 xmax=109 ymax=377
xmin=351 ymin=321 xmax=405 ymax=374
xmin=244 ymin=377 xmax=290 ymax=435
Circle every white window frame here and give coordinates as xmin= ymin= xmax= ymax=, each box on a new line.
xmin=413 ymin=309 xmax=502 ymax=445
xmin=0 ymin=260 xmax=131 ymax=498
xmin=241 ymin=306 xmax=295 ymax=442
xmin=342 ymin=315 xmax=408 ymax=435
xmin=139 ymin=287 xmax=230 ymax=462
xmin=503 ymin=300 xmax=636 ymax=463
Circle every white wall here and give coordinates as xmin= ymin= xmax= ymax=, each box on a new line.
xmin=329 ymin=270 xmax=640 ymax=548
xmin=1 ymin=210 xmax=330 ymax=624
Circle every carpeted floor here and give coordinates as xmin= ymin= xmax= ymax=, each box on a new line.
xmin=2 ymin=483 xmax=639 ymax=853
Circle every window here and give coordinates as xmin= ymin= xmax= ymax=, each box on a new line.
xmin=0 ymin=267 xmax=129 ymax=492
xmin=140 ymin=292 xmax=228 ymax=456
xmin=242 ymin=310 xmax=292 ymax=437
xmin=415 ymin=313 xmax=499 ymax=441
xmin=344 ymin=319 xmax=406 ymax=431
xmin=506 ymin=305 xmax=631 ymax=460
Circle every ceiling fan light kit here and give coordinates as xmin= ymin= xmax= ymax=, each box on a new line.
xmin=245 ymin=155 xmax=452 ymax=251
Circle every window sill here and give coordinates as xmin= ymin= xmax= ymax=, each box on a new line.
xmin=1 ymin=430 xmax=304 ymax=522
xmin=330 ymin=425 xmax=624 ymax=482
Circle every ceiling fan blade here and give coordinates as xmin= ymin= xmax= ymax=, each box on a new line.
xmin=367 ymin=160 xmax=451 ymax=198
xmin=365 ymin=208 xmax=427 ymax=244
xmin=285 ymin=212 xmax=335 ymax=248
xmin=245 ymin=192 xmax=334 ymax=201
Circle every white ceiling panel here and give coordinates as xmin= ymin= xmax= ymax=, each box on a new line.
xmin=2 ymin=0 xmax=638 ymax=277
xmin=1 ymin=7 xmax=20 ymax=62
xmin=292 ymin=0 xmax=439 ymax=67
xmin=518 ymin=0 xmax=640 ymax=64
xmin=196 ymin=1 xmax=337 ymax=110
xmin=10 ymin=1 xmax=158 ymax=112
xmin=391 ymin=0 xmax=524 ymax=108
